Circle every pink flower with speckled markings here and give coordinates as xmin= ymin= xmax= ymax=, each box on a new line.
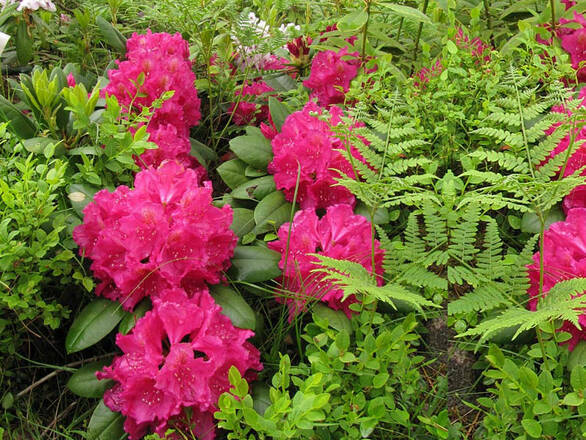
xmin=268 ymin=204 xmax=384 ymax=320
xmin=73 ymin=161 xmax=236 ymax=310
xmin=527 ymin=208 xmax=586 ymax=350
xmin=268 ymin=101 xmax=368 ymax=210
xmin=98 ymin=287 xmax=262 ymax=440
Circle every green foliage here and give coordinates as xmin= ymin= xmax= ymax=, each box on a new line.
xmin=216 ymin=310 xmax=435 ymax=439
xmin=476 ymin=343 xmax=586 ymax=438
xmin=0 ymin=124 xmax=74 ymax=334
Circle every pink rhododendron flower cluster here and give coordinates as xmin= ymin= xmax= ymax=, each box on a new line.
xmin=268 ymin=204 xmax=384 ymax=320
xmin=303 ymin=46 xmax=360 ymax=107
xmin=228 ymin=80 xmax=274 ymax=126
xmin=527 ymin=208 xmax=586 ymax=350
xmin=103 ymin=31 xmax=202 ymax=169
xmin=73 ymin=161 xmax=236 ymax=310
xmin=97 ymin=287 xmax=262 ymax=439
xmin=268 ymin=101 xmax=367 ymax=210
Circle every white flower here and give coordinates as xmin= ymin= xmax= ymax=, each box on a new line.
xmin=16 ymin=0 xmax=56 ymax=12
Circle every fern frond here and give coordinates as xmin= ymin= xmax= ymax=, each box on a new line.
xmin=310 ymin=254 xmax=439 ymax=311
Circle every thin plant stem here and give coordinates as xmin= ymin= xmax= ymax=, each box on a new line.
xmin=550 ymin=0 xmax=557 ymax=34
xmin=412 ymin=0 xmax=430 ymax=72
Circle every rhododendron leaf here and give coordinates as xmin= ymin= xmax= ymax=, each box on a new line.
xmin=245 ymin=165 xmax=267 ymax=178
xmin=67 ymin=183 xmax=100 ymax=217
xmin=355 ymin=202 xmax=390 ymax=225
xmin=96 ymin=16 xmax=127 ymax=53
xmin=229 ymin=245 xmax=281 ymax=282
xmin=337 ymin=10 xmax=368 ymax=32
xmin=66 ymin=299 xmax=125 ymax=354
xmin=0 ymin=96 xmax=37 ymax=138
xmin=520 ymin=207 xmax=564 ymax=233
xmin=380 ymin=3 xmax=432 ymax=24
xmin=118 ymin=299 xmax=151 ymax=335
xmin=218 ymin=159 xmax=248 ymax=189
xmin=210 ymin=285 xmax=256 ymax=330
xmin=568 ymin=341 xmax=586 ymax=370
xmin=189 ymin=137 xmax=217 ymax=167
xmin=67 ymin=360 xmax=114 ymax=398
xmin=232 ymin=176 xmax=276 ymax=200
xmin=231 ymin=208 xmax=255 ymax=238
xmin=229 ymin=129 xmax=273 ymax=169
xmin=87 ymin=399 xmax=125 ymax=440
xmin=312 ymin=304 xmax=352 ymax=334
xmin=263 ymin=74 xmax=297 ymax=92
xmin=268 ymin=97 xmax=290 ymax=131
xmin=254 ymin=191 xmax=294 ymax=234
xmin=16 ymin=20 xmax=33 ymax=65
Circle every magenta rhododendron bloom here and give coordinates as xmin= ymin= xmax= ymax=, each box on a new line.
xmin=303 ymin=46 xmax=360 ymax=107
xmin=527 ymin=208 xmax=586 ymax=350
xmin=104 ymin=30 xmax=201 ymax=133
xmin=97 ymin=287 xmax=262 ymax=439
xmin=73 ymin=161 xmax=237 ymax=310
xmin=228 ymin=80 xmax=274 ymax=126
xmin=103 ymin=31 xmax=204 ymax=170
xmin=268 ymin=101 xmax=367 ymax=210
xmin=268 ymin=204 xmax=384 ymax=320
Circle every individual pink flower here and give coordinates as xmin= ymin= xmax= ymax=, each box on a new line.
xmin=103 ymin=30 xmax=201 ymax=135
xmin=66 ymin=73 xmax=76 ymax=87
xmin=527 ymin=208 xmax=586 ymax=350
xmin=73 ymin=161 xmax=236 ymax=310
xmin=268 ymin=204 xmax=384 ymax=320
xmin=97 ymin=287 xmax=262 ymax=439
xmin=268 ymin=101 xmax=367 ymax=210
xmin=303 ymin=46 xmax=360 ymax=107
xmin=228 ymin=80 xmax=274 ymax=126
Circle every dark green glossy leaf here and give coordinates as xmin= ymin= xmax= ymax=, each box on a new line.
xmin=232 ymin=176 xmax=276 ymax=200
xmin=210 ymin=285 xmax=256 ymax=330
xmin=229 ymin=245 xmax=281 ymax=282
xmin=268 ymin=97 xmax=290 ymax=131
xmin=67 ymin=360 xmax=113 ymax=398
xmin=229 ymin=128 xmax=273 ymax=169
xmin=87 ymin=399 xmax=125 ymax=440
xmin=231 ymin=208 xmax=255 ymax=237
xmin=16 ymin=20 xmax=33 ymax=65
xmin=254 ymin=191 xmax=293 ymax=234
xmin=65 ymin=299 xmax=125 ymax=354
xmin=96 ymin=17 xmax=127 ymax=53
xmin=118 ymin=299 xmax=150 ymax=335
xmin=217 ymin=159 xmax=249 ymax=189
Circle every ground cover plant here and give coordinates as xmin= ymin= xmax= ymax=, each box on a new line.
xmin=2 ymin=0 xmax=586 ymax=439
